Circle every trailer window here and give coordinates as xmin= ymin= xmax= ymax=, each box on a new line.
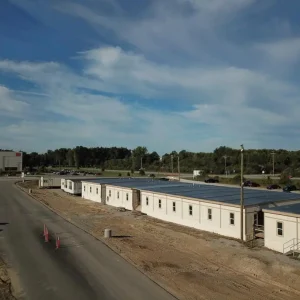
xmin=69 ymin=182 xmax=72 ymax=189
xmin=158 ymin=199 xmax=161 ymax=208
xmin=146 ymin=197 xmax=149 ymax=205
xmin=208 ymin=208 xmax=212 ymax=220
xmin=84 ymin=186 xmax=85 ymax=192
xmin=189 ymin=205 xmax=193 ymax=216
xmin=96 ymin=188 xmax=98 ymax=194
xmin=90 ymin=187 xmax=92 ymax=193
xmin=277 ymin=222 xmax=283 ymax=236
xmin=230 ymin=213 xmax=235 ymax=225
xmin=173 ymin=202 xmax=176 ymax=212
xmin=126 ymin=193 xmax=128 ymax=201
xmin=117 ymin=191 xmax=119 ymax=199
xmin=109 ymin=190 xmax=111 ymax=197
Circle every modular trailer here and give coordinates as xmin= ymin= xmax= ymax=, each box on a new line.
xmin=263 ymin=202 xmax=300 ymax=254
xmin=81 ymin=178 xmax=151 ymax=204
xmin=80 ymin=178 xmax=300 ymax=243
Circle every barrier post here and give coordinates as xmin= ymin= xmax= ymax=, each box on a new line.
xmin=43 ymin=224 xmax=49 ymax=243
xmin=55 ymin=235 xmax=60 ymax=250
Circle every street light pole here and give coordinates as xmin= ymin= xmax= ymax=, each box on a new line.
xmin=178 ymin=156 xmax=180 ymax=181
xmin=171 ymin=155 xmax=174 ymax=174
xmin=240 ymin=145 xmax=244 ymax=242
xmin=223 ymin=155 xmax=228 ymax=177
xmin=140 ymin=156 xmax=143 ymax=170
xmin=271 ymin=151 xmax=275 ymax=176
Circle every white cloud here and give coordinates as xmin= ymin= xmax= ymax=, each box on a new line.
xmin=0 ymin=85 xmax=29 ymax=116
xmin=255 ymin=38 xmax=300 ymax=64
xmin=1 ymin=0 xmax=300 ymax=153
xmin=1 ymin=44 xmax=300 ymax=153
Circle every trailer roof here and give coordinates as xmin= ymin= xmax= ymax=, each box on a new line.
xmin=105 ymin=179 xmax=187 ymax=190
xmin=81 ymin=177 xmax=152 ymax=184
xmin=263 ymin=202 xmax=300 ymax=215
xmin=140 ymin=184 xmax=300 ymax=206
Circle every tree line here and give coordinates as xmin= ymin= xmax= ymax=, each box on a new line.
xmin=21 ymin=146 xmax=300 ymax=176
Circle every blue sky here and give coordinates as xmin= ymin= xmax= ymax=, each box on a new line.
xmin=1 ymin=0 xmax=300 ymax=154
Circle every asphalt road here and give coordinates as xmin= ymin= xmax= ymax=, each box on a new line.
xmin=0 ymin=180 xmax=176 ymax=300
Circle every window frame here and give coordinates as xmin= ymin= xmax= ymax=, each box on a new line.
xmin=146 ymin=197 xmax=149 ymax=206
xmin=277 ymin=221 xmax=283 ymax=237
xmin=208 ymin=208 xmax=212 ymax=220
xmin=96 ymin=188 xmax=98 ymax=195
xmin=173 ymin=201 xmax=176 ymax=212
xmin=109 ymin=190 xmax=111 ymax=197
xmin=90 ymin=187 xmax=92 ymax=193
xmin=158 ymin=199 xmax=161 ymax=208
xmin=189 ymin=205 xmax=193 ymax=216
xmin=229 ymin=212 xmax=235 ymax=225
xmin=126 ymin=193 xmax=128 ymax=201
xmin=117 ymin=191 xmax=119 ymax=199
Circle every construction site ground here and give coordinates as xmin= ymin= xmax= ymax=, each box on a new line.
xmin=0 ymin=258 xmax=15 ymax=300
xmin=18 ymin=180 xmax=300 ymax=300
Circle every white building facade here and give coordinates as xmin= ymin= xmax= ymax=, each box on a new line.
xmin=141 ymin=190 xmax=246 ymax=239
xmin=0 ymin=151 xmax=22 ymax=172
xmin=263 ymin=204 xmax=300 ymax=253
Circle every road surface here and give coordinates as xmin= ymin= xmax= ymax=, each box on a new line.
xmin=0 ymin=180 xmax=176 ymax=300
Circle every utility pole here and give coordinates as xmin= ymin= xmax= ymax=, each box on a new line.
xmin=223 ymin=155 xmax=229 ymax=177
xmin=271 ymin=151 xmax=275 ymax=176
xmin=140 ymin=156 xmax=143 ymax=170
xmin=171 ymin=155 xmax=174 ymax=174
xmin=177 ymin=156 xmax=180 ymax=181
xmin=240 ymin=145 xmax=244 ymax=242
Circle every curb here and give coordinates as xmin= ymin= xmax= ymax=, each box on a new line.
xmin=15 ymin=181 xmax=179 ymax=299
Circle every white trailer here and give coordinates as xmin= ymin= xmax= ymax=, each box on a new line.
xmin=39 ymin=177 xmax=61 ymax=188
xmin=193 ymin=170 xmax=202 ymax=179
xmin=64 ymin=179 xmax=83 ymax=195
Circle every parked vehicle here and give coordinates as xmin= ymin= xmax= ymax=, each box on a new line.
xmin=205 ymin=178 xmax=219 ymax=183
xmin=267 ymin=184 xmax=281 ymax=190
xmin=244 ymin=181 xmax=260 ymax=187
xmin=283 ymin=185 xmax=297 ymax=192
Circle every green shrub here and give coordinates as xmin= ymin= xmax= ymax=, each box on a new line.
xmin=139 ymin=169 xmax=145 ymax=176
xmin=127 ymin=172 xmax=131 ymax=176
xmin=118 ymin=173 xmax=122 ymax=177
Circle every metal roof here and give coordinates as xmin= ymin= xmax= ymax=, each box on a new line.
xmin=81 ymin=177 xmax=153 ymax=184
xmin=105 ymin=179 xmax=187 ymax=190
xmin=263 ymin=202 xmax=300 ymax=215
xmin=80 ymin=178 xmax=300 ymax=207
xmin=140 ymin=184 xmax=300 ymax=206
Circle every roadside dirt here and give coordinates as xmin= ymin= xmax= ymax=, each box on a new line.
xmin=0 ymin=258 xmax=15 ymax=300
xmin=19 ymin=180 xmax=300 ymax=300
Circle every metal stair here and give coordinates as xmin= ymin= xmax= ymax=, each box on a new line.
xmin=283 ymin=238 xmax=300 ymax=258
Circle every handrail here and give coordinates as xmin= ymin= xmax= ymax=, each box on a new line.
xmin=283 ymin=238 xmax=296 ymax=254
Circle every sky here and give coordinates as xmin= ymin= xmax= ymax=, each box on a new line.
xmin=1 ymin=0 xmax=300 ymax=154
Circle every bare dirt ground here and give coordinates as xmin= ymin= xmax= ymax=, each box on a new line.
xmin=0 ymin=258 xmax=15 ymax=300
xmin=18 ymin=181 xmax=300 ymax=300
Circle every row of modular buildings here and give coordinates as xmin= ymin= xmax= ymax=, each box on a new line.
xmin=46 ymin=176 xmax=300 ymax=255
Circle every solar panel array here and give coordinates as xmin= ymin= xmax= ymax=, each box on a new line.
xmin=82 ymin=178 xmax=300 ymax=207
xmin=264 ymin=202 xmax=300 ymax=214
xmin=140 ymin=183 xmax=300 ymax=206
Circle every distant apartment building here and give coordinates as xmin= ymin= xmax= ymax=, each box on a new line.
xmin=0 ymin=151 xmax=23 ymax=172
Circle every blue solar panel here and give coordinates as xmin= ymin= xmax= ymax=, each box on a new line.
xmin=139 ymin=184 xmax=300 ymax=206
xmin=264 ymin=203 xmax=300 ymax=215
xmin=81 ymin=178 xmax=300 ymax=206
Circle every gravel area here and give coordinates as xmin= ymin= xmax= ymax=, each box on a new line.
xmin=18 ymin=180 xmax=300 ymax=300
xmin=0 ymin=258 xmax=15 ymax=300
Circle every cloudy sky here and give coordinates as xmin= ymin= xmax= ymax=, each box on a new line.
xmin=0 ymin=0 xmax=300 ymax=154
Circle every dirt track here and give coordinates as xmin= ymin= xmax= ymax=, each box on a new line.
xmin=18 ymin=181 xmax=300 ymax=300
xmin=0 ymin=258 xmax=14 ymax=300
